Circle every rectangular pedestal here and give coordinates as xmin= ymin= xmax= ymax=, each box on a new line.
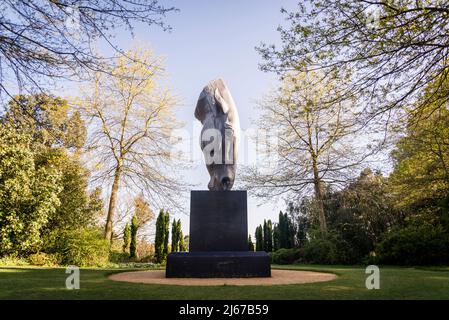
xmin=166 ymin=251 xmax=271 ymax=278
xmin=190 ymin=191 xmax=248 ymax=252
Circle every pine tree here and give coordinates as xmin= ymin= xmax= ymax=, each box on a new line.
xmin=130 ymin=215 xmax=138 ymax=258
xmin=122 ymin=223 xmax=130 ymax=253
xmin=248 ymin=235 xmax=255 ymax=251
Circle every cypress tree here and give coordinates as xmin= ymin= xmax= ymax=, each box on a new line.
xmin=123 ymin=223 xmax=130 ymax=253
xmin=263 ymin=220 xmax=267 ymax=251
xmin=255 ymin=225 xmax=264 ymax=251
xmin=163 ymin=210 xmax=170 ymax=257
xmin=287 ymin=213 xmax=295 ymax=248
xmin=297 ymin=216 xmax=307 ymax=248
xmin=171 ymin=218 xmax=178 ymax=252
xmin=273 ymin=223 xmax=280 ymax=251
xmin=177 ymin=219 xmax=185 ymax=251
xmin=278 ymin=211 xmax=288 ymax=249
xmin=130 ymin=215 xmax=138 ymax=258
xmin=266 ymin=219 xmax=273 ymax=252
xmin=154 ymin=209 xmax=165 ymax=263
xmin=248 ymin=235 xmax=255 ymax=251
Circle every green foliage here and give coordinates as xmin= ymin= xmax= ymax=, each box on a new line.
xmin=377 ymin=225 xmax=449 ymax=265
xmin=163 ymin=211 xmax=170 ymax=257
xmin=255 ymin=225 xmax=264 ymax=251
xmin=176 ymin=219 xmax=185 ymax=251
xmin=39 ymin=149 xmax=103 ymax=252
xmin=3 ymin=94 xmax=86 ymax=149
xmin=248 ymin=235 xmax=255 ymax=251
xmin=0 ymin=255 xmax=30 ymax=266
xmin=272 ymin=224 xmax=280 ymax=251
xmin=0 ymin=124 xmax=61 ymax=256
xmin=130 ymin=216 xmax=138 ymax=259
xmin=263 ymin=219 xmax=273 ymax=252
xmin=28 ymin=252 xmax=59 ymax=266
xmin=389 ymin=97 xmax=449 ymax=228
xmin=57 ymin=228 xmax=110 ymax=267
xmin=109 ymin=251 xmax=132 ymax=264
xmin=270 ymin=248 xmax=303 ymax=264
xmin=277 ymin=211 xmax=295 ymax=249
xmin=291 ymin=168 xmax=399 ymax=264
xmin=123 ymin=223 xmax=130 ymax=253
xmin=0 ymin=95 xmax=101 ymax=260
xmin=286 ymin=202 xmax=309 ymax=248
xmin=303 ymin=234 xmax=339 ymax=264
xmin=155 ymin=209 xmax=170 ymax=263
xmin=182 ymin=235 xmax=189 ymax=252
xmin=171 ymin=219 xmax=179 ymax=252
xmin=325 ymin=169 xmax=397 ymax=262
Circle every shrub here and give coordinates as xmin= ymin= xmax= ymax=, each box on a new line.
xmin=301 ymin=229 xmax=362 ymax=264
xmin=270 ymin=248 xmax=303 ymax=264
xmin=28 ymin=252 xmax=60 ymax=266
xmin=0 ymin=255 xmax=30 ymax=266
xmin=58 ymin=228 xmax=110 ymax=267
xmin=109 ymin=251 xmax=132 ymax=264
xmin=303 ymin=237 xmax=339 ymax=264
xmin=376 ymin=225 xmax=449 ymax=265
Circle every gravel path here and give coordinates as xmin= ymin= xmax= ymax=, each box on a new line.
xmin=109 ymin=269 xmax=337 ymax=286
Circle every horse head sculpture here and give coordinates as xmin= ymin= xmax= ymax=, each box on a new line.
xmin=194 ymin=78 xmax=240 ymax=191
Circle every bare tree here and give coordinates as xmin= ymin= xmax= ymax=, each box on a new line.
xmin=257 ymin=0 xmax=449 ymax=125
xmin=0 ymin=0 xmax=176 ymax=98
xmin=80 ymin=47 xmax=187 ymax=241
xmin=112 ymin=194 xmax=155 ymax=243
xmin=241 ymin=71 xmax=376 ymax=232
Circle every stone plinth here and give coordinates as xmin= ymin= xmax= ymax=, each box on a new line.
xmin=166 ymin=190 xmax=271 ymax=278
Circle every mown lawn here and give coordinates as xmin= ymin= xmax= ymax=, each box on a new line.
xmin=0 ymin=264 xmax=448 ymax=300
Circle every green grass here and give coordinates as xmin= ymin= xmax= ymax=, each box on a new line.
xmin=0 ymin=264 xmax=448 ymax=299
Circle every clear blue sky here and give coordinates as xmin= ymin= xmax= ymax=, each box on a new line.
xmin=116 ymin=0 xmax=300 ymax=237
xmin=82 ymin=0 xmax=298 ymax=237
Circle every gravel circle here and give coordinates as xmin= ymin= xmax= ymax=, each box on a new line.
xmin=109 ymin=269 xmax=337 ymax=286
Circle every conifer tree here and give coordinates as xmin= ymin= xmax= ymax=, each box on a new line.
xmin=130 ymin=215 xmax=138 ymax=258
xmin=248 ymin=235 xmax=255 ymax=251
xmin=123 ymin=223 xmax=130 ymax=254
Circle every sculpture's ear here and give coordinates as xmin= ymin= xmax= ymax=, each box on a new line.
xmin=214 ymin=87 xmax=230 ymax=114
xmin=194 ymin=96 xmax=208 ymax=123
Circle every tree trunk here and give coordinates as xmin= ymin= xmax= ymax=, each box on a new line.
xmin=104 ymin=165 xmax=121 ymax=241
xmin=312 ymin=157 xmax=327 ymax=233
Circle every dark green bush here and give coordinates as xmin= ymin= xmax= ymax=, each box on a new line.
xmin=58 ymin=228 xmax=110 ymax=267
xmin=301 ymin=229 xmax=364 ymax=264
xmin=270 ymin=248 xmax=303 ymax=264
xmin=109 ymin=251 xmax=132 ymax=264
xmin=303 ymin=236 xmax=338 ymax=264
xmin=376 ymin=225 xmax=449 ymax=265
